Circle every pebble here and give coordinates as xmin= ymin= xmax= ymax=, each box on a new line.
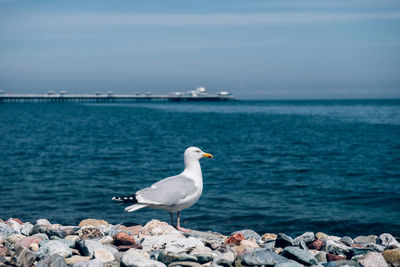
xmin=315 ymin=232 xmax=329 ymax=240
xmin=262 ymin=233 xmax=277 ymax=241
xmin=340 ymin=236 xmax=354 ymax=246
xmin=0 ymin=223 xmax=16 ymax=238
xmin=275 ymin=233 xmax=294 ymax=248
xmin=7 ymin=219 xmax=22 ymax=234
xmin=309 ymin=239 xmax=323 ymax=250
xmin=0 ymin=235 xmax=3 ymax=245
xmin=139 ymin=219 xmax=180 ymax=236
xmin=37 ymin=253 xmax=68 ymax=267
xmin=184 ymin=230 xmax=226 ymax=249
xmin=113 ymin=232 xmax=136 ymax=246
xmin=99 ymin=235 xmax=114 ymax=245
xmin=94 ymin=247 xmax=115 ymax=262
xmin=293 ymin=232 xmax=315 ymax=246
xmin=78 ymin=219 xmax=109 ymax=228
xmin=324 ymin=260 xmax=361 ymax=266
xmin=315 ymin=251 xmax=327 ymax=263
xmin=77 ymin=226 xmax=104 ymax=240
xmin=325 ymin=239 xmax=351 ymax=254
xmin=124 ymin=248 xmax=150 ymax=258
xmin=29 ymin=242 xmax=39 ymax=251
xmin=122 ymin=254 xmax=167 ymax=267
xmin=36 ymin=219 xmax=51 ymax=226
xmin=231 ymin=229 xmax=262 ymax=244
xmin=73 ymin=258 xmax=105 ymax=267
xmin=38 ymin=240 xmax=73 ymax=258
xmin=157 ymin=250 xmax=198 ymax=265
xmin=283 ymin=246 xmax=318 ymax=265
xmin=0 ymin=246 xmax=10 ymax=257
xmin=14 ymin=235 xmax=43 ymax=250
xmin=165 ymin=236 xmax=206 ymax=253
xmin=226 ymin=233 xmax=244 ymax=245
xmin=6 ymin=233 xmax=25 ymax=245
xmin=242 ymin=248 xmax=289 ymax=265
xmin=20 ymin=222 xmax=34 ymax=236
xmin=140 ymin=234 xmax=185 ymax=252
xmin=212 ymin=250 xmax=235 ymax=266
xmin=378 ymin=233 xmax=400 ymax=248
xmin=382 ymin=248 xmax=400 ymax=264
xmin=65 ymin=255 xmax=91 ymax=265
xmin=169 ymin=261 xmax=202 ymax=267
xmin=353 ymin=235 xmax=377 ymax=244
xmin=357 ymin=251 xmax=388 ymax=267
xmin=117 ymin=225 xmax=143 ymax=236
xmin=326 ymin=253 xmax=346 ymax=261
xmin=275 ymin=262 xmax=304 ymax=267
xmin=12 ymin=246 xmax=37 ymax=267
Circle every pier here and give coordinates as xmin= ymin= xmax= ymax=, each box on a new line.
xmin=0 ymin=93 xmax=236 ymax=103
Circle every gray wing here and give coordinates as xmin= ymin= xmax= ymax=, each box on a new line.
xmin=135 ymin=175 xmax=198 ymax=206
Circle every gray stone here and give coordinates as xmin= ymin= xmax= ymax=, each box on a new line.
xmin=168 ymin=261 xmax=202 ymax=267
xmin=323 ymin=260 xmax=361 ymax=267
xmin=325 ymin=239 xmax=351 ymax=254
xmin=315 ymin=251 xmax=327 ymax=263
xmin=353 ymin=236 xmax=377 ymax=245
xmin=294 ymin=232 xmax=315 ymax=246
xmin=164 ymin=237 xmax=205 ymax=253
xmin=231 ymin=229 xmax=262 ymax=244
xmin=34 ymin=233 xmax=49 ymax=241
xmin=276 ymin=233 xmax=294 ymax=248
xmin=36 ymin=219 xmax=51 ymax=226
xmin=275 ymin=262 xmax=304 ymax=267
xmin=362 ymin=243 xmax=385 ymax=252
xmin=121 ymin=254 xmax=166 ymax=267
xmin=300 ymin=240 xmax=308 ymax=251
xmin=20 ymin=223 xmax=34 ymax=236
xmin=340 ymin=237 xmax=353 ymax=246
xmin=192 ymin=252 xmax=214 ymax=264
xmin=32 ymin=225 xmax=65 ymax=239
xmin=377 ymin=233 xmax=400 ymax=248
xmin=37 ymin=254 xmax=68 ymax=267
xmin=242 ymin=248 xmax=289 ymax=265
xmin=78 ymin=240 xmax=102 ymax=257
xmin=183 ymin=230 xmax=226 ymax=249
xmin=73 ymin=259 xmax=105 ymax=267
xmin=212 ymin=251 xmax=235 ymax=267
xmin=157 ymin=251 xmax=198 ymax=265
xmin=7 ymin=220 xmax=22 ymax=234
xmin=38 ymin=240 xmax=72 ymax=258
xmin=12 ymin=246 xmax=37 ymax=267
xmin=140 ymin=235 xmax=184 ymax=252
xmin=59 ymin=238 xmax=76 ymax=248
xmin=0 ymin=223 xmax=17 ymax=238
xmin=357 ymin=252 xmax=388 ymax=267
xmin=283 ymin=246 xmax=318 ymax=265
xmin=94 ymin=248 xmax=115 ymax=263
xmin=350 ymin=247 xmax=375 ymax=256
xmin=262 ymin=240 xmax=275 ymax=249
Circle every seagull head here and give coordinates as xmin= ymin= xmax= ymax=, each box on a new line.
xmin=184 ymin=146 xmax=213 ymax=161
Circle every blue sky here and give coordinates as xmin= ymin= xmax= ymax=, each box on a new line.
xmin=0 ymin=0 xmax=399 ymax=99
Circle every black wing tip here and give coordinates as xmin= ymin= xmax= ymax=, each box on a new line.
xmin=112 ymin=195 xmax=138 ymax=203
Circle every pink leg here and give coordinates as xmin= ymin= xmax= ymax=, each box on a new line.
xmin=170 ymin=212 xmax=174 ymax=227
xmin=176 ymin=211 xmax=191 ymax=232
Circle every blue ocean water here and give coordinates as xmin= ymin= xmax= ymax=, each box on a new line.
xmin=0 ymin=100 xmax=399 ymax=237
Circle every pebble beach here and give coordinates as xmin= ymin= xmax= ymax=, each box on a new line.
xmin=1 ymin=218 xmax=399 ymax=267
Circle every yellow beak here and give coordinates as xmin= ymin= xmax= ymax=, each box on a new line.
xmin=203 ymin=153 xmax=213 ymax=158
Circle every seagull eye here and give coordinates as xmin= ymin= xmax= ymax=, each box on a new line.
xmin=196 ymin=150 xmax=201 ymax=153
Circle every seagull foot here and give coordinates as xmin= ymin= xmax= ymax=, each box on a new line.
xmin=176 ymin=226 xmax=191 ymax=233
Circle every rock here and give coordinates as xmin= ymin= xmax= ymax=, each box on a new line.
xmin=65 ymin=255 xmax=91 ymax=265
xmin=0 ymin=223 xmax=16 ymax=238
xmin=37 ymin=254 xmax=68 ymax=267
xmin=77 ymin=226 xmax=104 ymax=240
xmin=0 ymin=247 xmax=10 ymax=257
xmin=32 ymin=224 xmax=65 ymax=238
xmin=262 ymin=233 xmax=277 ymax=242
xmin=121 ymin=254 xmax=166 ymax=267
xmin=315 ymin=232 xmax=329 ymax=240
xmin=165 ymin=237 xmax=206 ymax=253
xmin=353 ymin=236 xmax=377 ymax=244
xmin=293 ymin=232 xmax=315 ymax=246
xmin=382 ymin=248 xmax=400 ymax=265
xmin=169 ymin=261 xmax=202 ymax=267
xmin=117 ymin=225 xmax=143 ymax=236
xmin=231 ymin=240 xmax=260 ymax=256
xmin=226 ymin=233 xmax=244 ymax=245
xmin=378 ymin=233 xmax=400 ymax=248
xmin=20 ymin=223 xmax=34 ymax=236
xmin=324 ymin=260 xmax=361 ymax=266
xmin=157 ymin=251 xmax=198 ymax=265
xmin=124 ymin=248 xmax=150 ymax=259
xmin=140 ymin=235 xmax=184 ymax=252
xmin=183 ymin=230 xmax=226 ymax=249
xmin=139 ymin=220 xmax=180 ymax=236
xmin=36 ymin=219 xmax=51 ymax=226
xmin=94 ymin=248 xmax=115 ymax=263
xmin=79 ymin=219 xmax=109 ymax=228
xmin=6 ymin=234 xmax=25 ymax=246
xmin=117 ymin=244 xmax=142 ymax=251
xmin=326 ymin=253 xmax=346 ymax=261
xmin=61 ymin=226 xmax=76 ymax=236
xmin=99 ymin=236 xmax=113 ymax=245
xmin=262 ymin=240 xmax=275 ymax=250
xmin=309 ymin=239 xmax=323 ymax=250
xmin=362 ymin=243 xmax=385 ymax=252
xmin=0 ymin=236 xmax=3 ymax=245
xmin=357 ymin=252 xmax=388 ymax=267
xmin=72 ymin=258 xmax=105 ymax=267
xmin=275 ymin=262 xmax=304 ymax=267
xmin=212 ymin=251 xmax=235 ymax=266
xmin=65 ymin=235 xmax=81 ymax=241
xmin=34 ymin=233 xmax=49 ymax=241
xmin=12 ymin=246 xmax=37 ymax=267
xmin=275 ymin=233 xmax=294 ymax=248
xmin=242 ymin=248 xmax=289 ymax=265
xmin=231 ymin=229 xmax=262 ymax=244
xmin=113 ymin=232 xmax=136 ymax=246
xmin=340 ymin=236 xmax=354 ymax=246
xmin=325 ymin=239 xmax=351 ymax=254
xmin=15 ymin=235 xmax=43 ymax=250
xmin=7 ymin=219 xmax=22 ymax=234
xmin=283 ymin=246 xmax=318 ymax=265
xmin=316 ymin=251 xmax=327 ymax=263
xmin=38 ymin=240 xmax=73 ymax=258
xmin=350 ymin=247 xmax=375 ymax=256
xmin=29 ymin=243 xmax=39 ymax=251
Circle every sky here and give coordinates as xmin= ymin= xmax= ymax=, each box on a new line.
xmin=0 ymin=0 xmax=400 ymax=99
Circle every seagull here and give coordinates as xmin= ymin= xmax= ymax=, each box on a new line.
xmin=112 ymin=146 xmax=213 ymax=232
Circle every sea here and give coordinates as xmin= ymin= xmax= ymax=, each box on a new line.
xmin=0 ymin=99 xmax=399 ymax=237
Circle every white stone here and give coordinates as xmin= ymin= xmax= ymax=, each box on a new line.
xmin=20 ymin=223 xmax=34 ymax=236
xmin=7 ymin=220 xmax=21 ymax=234
xmin=124 ymin=248 xmax=150 ymax=259
xmin=378 ymin=233 xmax=400 ymax=248
xmin=98 ymin=235 xmax=113 ymax=245
xmin=29 ymin=243 xmax=39 ymax=251
xmin=0 ymin=236 xmax=4 ymax=245
xmin=36 ymin=219 xmax=51 ymax=226
xmin=38 ymin=240 xmax=73 ymax=258
xmin=140 ymin=234 xmax=184 ymax=252
xmin=139 ymin=219 xmax=181 ymax=236
xmin=94 ymin=248 xmax=115 ymax=262
xmin=121 ymin=254 xmax=166 ymax=267
xmin=212 ymin=251 xmax=235 ymax=266
xmin=6 ymin=234 xmax=25 ymax=245
xmin=65 ymin=255 xmax=91 ymax=265
xmin=358 ymin=252 xmax=389 ymax=267
xmin=164 ymin=236 xmax=206 ymax=253
xmin=65 ymin=235 xmax=81 ymax=242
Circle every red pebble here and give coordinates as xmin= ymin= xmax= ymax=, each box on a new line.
xmin=327 ymin=254 xmax=346 ymax=261
xmin=113 ymin=232 xmax=136 ymax=246
xmin=226 ymin=233 xmax=245 ymax=245
xmin=309 ymin=239 xmax=323 ymax=250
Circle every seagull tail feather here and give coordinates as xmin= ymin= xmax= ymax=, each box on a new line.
xmin=125 ymin=204 xmax=147 ymax=212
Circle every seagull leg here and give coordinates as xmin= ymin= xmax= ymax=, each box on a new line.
xmin=176 ymin=211 xmax=191 ymax=232
xmin=170 ymin=212 xmax=174 ymax=227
